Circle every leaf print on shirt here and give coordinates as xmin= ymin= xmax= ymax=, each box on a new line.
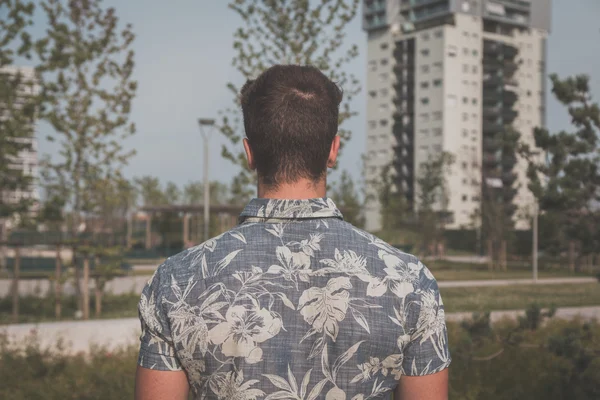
xmin=367 ymin=250 xmax=422 ymax=298
xmin=316 ymin=249 xmax=371 ymax=282
xmin=320 ymin=341 xmax=365 ymax=400
xmin=263 ymin=366 xmax=328 ymax=400
xmin=209 ymin=370 xmax=265 ymax=400
xmin=412 ymin=290 xmax=450 ymax=364
xmin=267 ymin=246 xmax=312 ymax=289
xmin=208 ymin=305 xmax=283 ymax=364
xmin=287 ymin=233 xmax=324 ymax=257
xmin=298 ymin=277 xmax=352 ymax=342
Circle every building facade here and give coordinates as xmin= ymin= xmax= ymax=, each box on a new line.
xmin=363 ymin=0 xmax=550 ymax=231
xmin=0 ymin=66 xmax=40 ymax=222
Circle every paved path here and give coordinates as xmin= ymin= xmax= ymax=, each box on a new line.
xmin=437 ymin=277 xmax=597 ymax=288
xmin=1 ymin=275 xmax=595 ymax=298
xmin=2 ymin=306 xmax=599 ymax=354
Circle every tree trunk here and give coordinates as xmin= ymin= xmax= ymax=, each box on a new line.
xmin=11 ymin=246 xmax=20 ymax=323
xmin=83 ymin=256 xmax=90 ymax=320
xmin=72 ymin=246 xmax=83 ymax=311
xmin=55 ymin=244 xmax=62 ymax=319
xmin=568 ymin=241 xmax=575 ymax=274
xmin=500 ymin=240 xmax=507 ymax=272
xmin=487 ymin=240 xmax=494 ymax=271
xmin=95 ymin=285 xmax=102 ymax=317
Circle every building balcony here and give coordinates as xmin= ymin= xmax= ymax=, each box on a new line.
xmin=483 ymin=153 xmax=500 ymax=168
xmin=483 ymin=121 xmax=503 ymax=134
xmin=409 ymin=0 xmax=450 ymax=10
xmin=503 ymin=109 xmax=518 ymax=122
xmin=483 ymin=137 xmax=500 ymax=152
xmin=503 ymin=44 xmax=519 ymax=60
xmin=483 ymin=106 xmax=502 ymax=118
xmin=483 ymin=74 xmax=503 ymax=88
xmin=364 ymin=0 xmax=386 ymax=15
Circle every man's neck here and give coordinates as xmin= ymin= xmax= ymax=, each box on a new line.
xmin=258 ymin=178 xmax=326 ymax=199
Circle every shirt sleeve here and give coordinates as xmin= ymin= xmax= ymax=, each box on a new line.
xmin=137 ymin=268 xmax=182 ymax=371
xmin=401 ymin=261 xmax=451 ymax=376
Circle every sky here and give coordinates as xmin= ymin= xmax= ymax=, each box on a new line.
xmin=33 ymin=0 xmax=600 ymax=191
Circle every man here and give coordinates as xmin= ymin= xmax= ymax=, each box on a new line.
xmin=135 ymin=65 xmax=450 ymax=400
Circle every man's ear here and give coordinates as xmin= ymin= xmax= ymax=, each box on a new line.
xmin=327 ymin=135 xmax=341 ymax=168
xmin=243 ymin=138 xmax=256 ymax=170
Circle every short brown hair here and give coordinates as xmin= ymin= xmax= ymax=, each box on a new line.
xmin=240 ymin=65 xmax=343 ymax=187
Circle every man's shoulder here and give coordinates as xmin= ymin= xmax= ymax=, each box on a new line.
xmin=336 ymin=222 xmax=420 ymax=263
xmin=152 ymin=224 xmax=257 ymax=285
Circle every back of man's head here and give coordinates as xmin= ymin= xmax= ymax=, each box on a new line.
xmin=240 ymin=65 xmax=343 ymax=187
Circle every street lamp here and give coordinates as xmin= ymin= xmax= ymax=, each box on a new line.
xmin=198 ymin=118 xmax=216 ymax=242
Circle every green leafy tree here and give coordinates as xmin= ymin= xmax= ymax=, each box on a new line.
xmin=220 ymin=0 xmax=361 ymax=197
xmin=183 ymin=181 xmax=230 ymax=205
xmin=164 ymin=181 xmax=181 ymax=205
xmin=135 ymin=176 xmax=166 ymax=207
xmin=0 ymin=0 xmax=36 ymax=226
xmin=36 ymin=0 xmax=137 ymax=235
xmin=330 ymin=170 xmax=364 ymax=228
xmin=525 ymin=74 xmax=600 ymax=264
xmin=416 ymin=152 xmax=455 ymax=256
xmin=375 ymin=163 xmax=412 ymax=237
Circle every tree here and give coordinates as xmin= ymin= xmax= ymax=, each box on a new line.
xmin=33 ymin=0 xmax=136 ymax=312
xmin=416 ymin=152 xmax=455 ymax=256
xmin=376 ymin=163 xmax=411 ymax=235
xmin=476 ymin=127 xmax=521 ymax=269
xmin=0 ymin=0 xmax=36 ymax=227
xmin=36 ymin=0 xmax=137 ymax=235
xmin=525 ymin=74 xmax=600 ymax=269
xmin=135 ymin=176 xmax=166 ymax=207
xmin=164 ymin=181 xmax=181 ymax=205
xmin=330 ymin=170 xmax=364 ymax=228
xmin=220 ymin=0 xmax=361 ymax=197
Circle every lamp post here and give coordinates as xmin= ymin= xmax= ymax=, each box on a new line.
xmin=532 ymin=200 xmax=538 ymax=282
xmin=198 ymin=118 xmax=215 ymax=242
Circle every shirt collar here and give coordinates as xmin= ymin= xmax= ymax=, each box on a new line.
xmin=239 ymin=197 xmax=344 ymax=223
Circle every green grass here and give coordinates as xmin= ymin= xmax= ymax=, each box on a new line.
xmin=441 ymin=282 xmax=600 ymax=313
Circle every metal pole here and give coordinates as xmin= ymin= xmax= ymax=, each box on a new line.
xmin=203 ymin=132 xmax=210 ymax=241
xmin=198 ymin=118 xmax=215 ymax=242
xmin=532 ymin=201 xmax=538 ymax=282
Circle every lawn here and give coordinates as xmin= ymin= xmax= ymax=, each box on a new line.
xmin=440 ymin=283 xmax=600 ymax=313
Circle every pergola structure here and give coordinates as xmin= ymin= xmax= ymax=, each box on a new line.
xmin=138 ymin=204 xmax=245 ymax=249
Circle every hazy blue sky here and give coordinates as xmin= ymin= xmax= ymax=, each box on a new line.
xmin=35 ymin=0 xmax=600 ymax=190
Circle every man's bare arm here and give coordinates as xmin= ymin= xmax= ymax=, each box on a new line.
xmin=395 ymin=369 xmax=449 ymax=400
xmin=135 ymin=366 xmax=189 ymax=400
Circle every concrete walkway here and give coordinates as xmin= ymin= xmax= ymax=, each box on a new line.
xmin=1 ymin=275 xmax=596 ymax=298
xmin=2 ymin=306 xmax=599 ymax=354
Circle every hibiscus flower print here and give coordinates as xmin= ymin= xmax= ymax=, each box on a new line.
xmin=209 ymin=305 xmax=282 ymax=364
xmin=367 ymin=250 xmax=423 ymax=298
xmin=209 ymin=370 xmax=265 ymax=400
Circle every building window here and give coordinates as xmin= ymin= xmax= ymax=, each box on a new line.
xmin=463 ymin=129 xmax=468 ymax=137
xmin=462 ymin=162 xmax=468 ymax=169
xmin=527 ymin=90 xmax=532 ymax=97
xmin=472 ymin=65 xmax=478 ymax=74
xmin=380 ymin=43 xmax=389 ymax=50
xmin=421 ymin=49 xmax=430 ymax=56
xmin=380 ymin=119 xmax=388 ymax=127
xmin=421 ymin=81 xmax=430 ymax=89
xmin=381 ymin=58 xmax=389 ymax=66
xmin=421 ymin=65 xmax=430 ymax=73
xmin=433 ymin=144 xmax=442 ymax=153
xmin=463 ymin=47 xmax=469 ymax=55
xmin=472 ymin=49 xmax=478 ymax=57
xmin=379 ymin=104 xmax=389 ymax=112
xmin=472 ymin=113 xmax=477 ymax=120
xmin=463 ymin=31 xmax=469 ymax=38
xmin=419 ymin=129 xmax=429 ymax=137
xmin=433 ymin=111 xmax=443 ymax=121
xmin=463 ymin=64 xmax=469 ymax=73
xmin=432 ymin=61 xmax=443 ymax=72
xmin=472 ymin=98 xmax=477 ymax=105
xmin=462 ymin=113 xmax=469 ymax=121
xmin=433 ymin=127 xmax=442 ymax=136
xmin=462 ymin=195 xmax=468 ymax=201
xmin=433 ymin=79 xmax=442 ymax=87
xmin=463 ymin=97 xmax=469 ymax=104
xmin=379 ymin=73 xmax=389 ymax=81
xmin=422 ymin=32 xmax=430 ymax=41
xmin=435 ymin=30 xmax=443 ymax=38
xmin=420 ymin=113 xmax=430 ymax=123
xmin=448 ymin=46 xmax=457 ymax=57
xmin=369 ymin=90 xmax=377 ymax=98
xmin=380 ymin=88 xmax=389 ymax=97
xmin=369 ymin=60 xmax=377 ymax=71
xmin=421 ymin=97 xmax=430 ymax=105
xmin=368 ymin=120 xmax=377 ymax=129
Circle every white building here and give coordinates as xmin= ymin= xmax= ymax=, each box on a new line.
xmin=362 ymin=0 xmax=551 ymax=231
xmin=0 ymin=66 xmax=40 ymax=221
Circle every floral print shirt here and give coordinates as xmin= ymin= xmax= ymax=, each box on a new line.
xmin=138 ymin=198 xmax=451 ymax=400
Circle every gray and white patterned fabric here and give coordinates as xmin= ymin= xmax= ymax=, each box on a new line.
xmin=138 ymin=198 xmax=451 ymax=400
